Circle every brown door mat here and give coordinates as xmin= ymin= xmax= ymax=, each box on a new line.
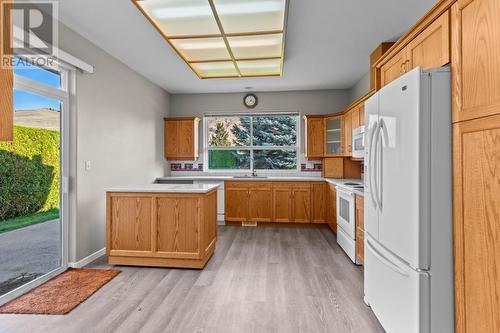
xmin=0 ymin=268 xmax=121 ymax=315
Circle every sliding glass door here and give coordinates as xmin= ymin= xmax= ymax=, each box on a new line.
xmin=0 ymin=58 xmax=70 ymax=303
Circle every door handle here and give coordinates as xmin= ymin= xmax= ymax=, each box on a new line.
xmin=372 ymin=122 xmax=382 ymax=209
xmin=366 ymin=239 xmax=409 ymax=277
xmin=367 ymin=121 xmax=379 ymax=209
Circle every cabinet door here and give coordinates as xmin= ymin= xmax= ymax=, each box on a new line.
xmin=379 ymin=48 xmax=407 ymax=88
xmin=225 ymin=187 xmax=248 ymax=221
xmin=356 ymin=229 xmax=364 ymax=265
xmin=306 ymin=117 xmax=325 ymax=159
xmin=177 ymin=120 xmax=194 ymax=159
xmin=343 ymin=112 xmax=352 ymax=155
xmin=311 ymin=182 xmax=326 ymax=223
xmin=355 ymin=195 xmax=364 ymax=231
xmin=407 ymin=10 xmax=450 ymax=72
xmin=326 ymin=184 xmax=337 ymax=233
xmin=108 ymin=196 xmax=153 ymax=255
xmin=324 ymin=116 xmax=343 ymax=156
xmin=156 ymin=197 xmax=200 ymax=258
xmin=451 ymin=0 xmax=500 ymax=122
xmin=453 ymin=114 xmax=500 ymax=333
xmin=249 ymin=186 xmax=273 ymax=222
xmin=351 ymin=107 xmax=360 ymax=130
xmin=292 ymin=186 xmax=311 ymax=223
xmin=273 ymin=186 xmax=292 ymax=222
xmin=359 ymin=104 xmax=365 ymax=127
xmin=164 ymin=120 xmax=178 ymax=159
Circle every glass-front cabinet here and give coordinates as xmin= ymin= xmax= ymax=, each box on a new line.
xmin=324 ymin=116 xmax=343 ymax=156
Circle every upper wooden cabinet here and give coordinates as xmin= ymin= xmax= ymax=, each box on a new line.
xmin=304 ymin=115 xmax=325 ymax=159
xmin=451 ymin=0 xmax=500 ymax=122
xmin=324 ymin=115 xmax=343 ymax=156
xmin=370 ymin=42 xmax=395 ymax=90
xmin=379 ymin=48 xmax=408 ymax=88
xmin=164 ymin=117 xmax=199 ymax=160
xmin=377 ymin=9 xmax=451 ymax=89
xmin=406 ymin=10 xmax=450 ymax=72
xmin=342 ymin=111 xmax=352 ymax=155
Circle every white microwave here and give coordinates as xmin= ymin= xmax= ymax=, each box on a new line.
xmin=352 ymin=126 xmax=365 ymax=159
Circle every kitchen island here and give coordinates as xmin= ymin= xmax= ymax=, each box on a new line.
xmin=106 ymin=184 xmax=218 ymax=269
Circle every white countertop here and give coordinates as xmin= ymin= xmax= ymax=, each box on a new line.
xmin=106 ymin=183 xmax=220 ymax=193
xmin=155 ymin=176 xmax=365 ymax=196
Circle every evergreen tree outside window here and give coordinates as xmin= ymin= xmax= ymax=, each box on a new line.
xmin=206 ymin=114 xmax=299 ymax=170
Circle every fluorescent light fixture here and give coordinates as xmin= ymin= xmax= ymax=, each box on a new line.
xmin=133 ymin=0 xmax=288 ymax=79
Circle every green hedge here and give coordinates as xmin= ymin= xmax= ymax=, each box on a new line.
xmin=0 ymin=126 xmax=60 ymax=220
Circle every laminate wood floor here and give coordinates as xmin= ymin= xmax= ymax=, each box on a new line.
xmin=0 ymin=226 xmax=384 ymax=333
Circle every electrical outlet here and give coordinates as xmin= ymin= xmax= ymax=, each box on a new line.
xmin=85 ymin=160 xmax=91 ymax=171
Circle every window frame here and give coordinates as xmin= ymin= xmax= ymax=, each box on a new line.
xmin=203 ymin=112 xmax=301 ymax=173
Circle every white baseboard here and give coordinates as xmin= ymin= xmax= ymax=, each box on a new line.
xmin=68 ymin=248 xmax=106 ymax=268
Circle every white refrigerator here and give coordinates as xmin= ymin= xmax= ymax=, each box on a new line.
xmin=363 ymin=67 xmax=454 ymax=333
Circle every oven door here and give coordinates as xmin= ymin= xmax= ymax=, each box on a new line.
xmin=336 ymin=187 xmax=356 ymax=238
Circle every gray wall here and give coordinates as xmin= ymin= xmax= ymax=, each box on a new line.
xmin=170 ymin=90 xmax=350 ymax=160
xmin=348 ymin=71 xmax=370 ymax=103
xmin=59 ymin=24 xmax=170 ymax=262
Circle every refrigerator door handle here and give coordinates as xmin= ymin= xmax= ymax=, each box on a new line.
xmin=367 ymin=121 xmax=379 ymax=209
xmin=372 ymin=122 xmax=382 ymax=209
xmin=366 ymin=238 xmax=409 ymax=277
xmin=377 ymin=119 xmax=387 ymax=209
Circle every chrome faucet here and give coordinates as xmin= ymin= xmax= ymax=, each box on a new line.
xmin=251 ymin=157 xmax=257 ymax=177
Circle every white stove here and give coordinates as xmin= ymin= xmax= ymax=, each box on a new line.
xmin=336 ymin=182 xmax=363 ymax=263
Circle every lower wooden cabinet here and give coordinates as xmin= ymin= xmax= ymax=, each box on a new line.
xmin=355 ymin=195 xmax=365 ymax=265
xmin=311 ymin=182 xmax=327 ymax=223
xmin=326 ymin=183 xmax=337 ymax=233
xmin=225 ymin=181 xmax=329 ymax=224
xmin=248 ymin=185 xmax=273 ymax=222
xmin=291 ymin=184 xmax=311 ymax=223
xmin=106 ymin=190 xmax=217 ymax=269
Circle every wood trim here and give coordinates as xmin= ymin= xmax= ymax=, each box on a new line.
xmin=188 ymin=56 xmax=282 ymax=64
xmin=374 ymin=0 xmax=457 ymax=70
xmin=0 ymin=0 xmax=13 ymax=142
xmin=163 ymin=117 xmax=199 ymax=121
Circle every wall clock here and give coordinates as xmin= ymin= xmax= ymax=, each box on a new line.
xmin=243 ymin=93 xmax=258 ymax=109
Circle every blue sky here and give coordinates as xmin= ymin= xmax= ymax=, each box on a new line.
xmin=14 ymin=60 xmax=61 ymax=111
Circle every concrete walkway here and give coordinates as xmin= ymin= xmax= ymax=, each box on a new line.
xmin=0 ymin=220 xmax=61 ymax=293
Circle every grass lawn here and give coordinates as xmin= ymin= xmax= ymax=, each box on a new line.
xmin=0 ymin=208 xmax=60 ymax=234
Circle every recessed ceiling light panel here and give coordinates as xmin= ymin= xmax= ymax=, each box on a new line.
xmin=133 ymin=0 xmax=288 ymax=79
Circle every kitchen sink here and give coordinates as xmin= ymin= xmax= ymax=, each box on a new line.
xmin=232 ymin=175 xmax=268 ymax=179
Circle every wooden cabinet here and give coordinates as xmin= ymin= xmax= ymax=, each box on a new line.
xmin=291 ymin=184 xmax=311 ymax=223
xmin=164 ymin=117 xmax=199 ymax=160
xmin=225 ymin=183 xmax=250 ymax=222
xmin=451 ymin=0 xmax=500 ymax=123
xmin=359 ymin=104 xmax=365 ymax=127
xmin=311 ymin=182 xmax=327 ymax=223
xmin=342 ymin=111 xmax=352 ymax=155
xmin=322 ymin=157 xmax=361 ymax=179
xmin=304 ymin=115 xmax=325 ymax=159
xmin=377 ymin=10 xmax=451 ymax=89
xmin=324 ymin=115 xmax=343 ymax=156
xmin=248 ymin=185 xmax=273 ymax=222
xmin=225 ymin=181 xmax=319 ymax=223
xmin=453 ymin=113 xmax=500 ymax=333
xmin=326 ymin=183 xmax=337 ymax=233
xmin=351 ymin=107 xmax=360 ymax=130
xmin=406 ymin=10 xmax=450 ymax=73
xmin=273 ymin=184 xmax=293 ymax=222
xmin=379 ymin=48 xmax=408 ymax=88
xmin=370 ymin=42 xmax=395 ymax=90
xmin=106 ymin=190 xmax=217 ymax=269
xmin=355 ymin=195 xmax=364 ymax=265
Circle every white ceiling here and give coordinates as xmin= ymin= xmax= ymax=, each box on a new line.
xmin=58 ymin=0 xmax=437 ymax=94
